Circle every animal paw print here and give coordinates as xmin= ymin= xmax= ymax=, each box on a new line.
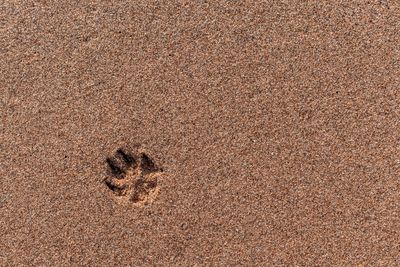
xmin=104 ymin=148 xmax=163 ymax=205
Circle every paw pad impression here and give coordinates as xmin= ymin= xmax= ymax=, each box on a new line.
xmin=104 ymin=147 xmax=163 ymax=205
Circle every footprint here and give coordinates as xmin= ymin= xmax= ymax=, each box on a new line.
xmin=103 ymin=147 xmax=163 ymax=205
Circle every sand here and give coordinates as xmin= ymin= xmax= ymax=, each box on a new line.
xmin=1 ymin=1 xmax=399 ymax=266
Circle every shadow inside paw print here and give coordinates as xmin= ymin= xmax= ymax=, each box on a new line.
xmin=104 ymin=148 xmax=163 ymax=205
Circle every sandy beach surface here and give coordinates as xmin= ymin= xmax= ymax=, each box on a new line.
xmin=1 ymin=1 xmax=399 ymax=266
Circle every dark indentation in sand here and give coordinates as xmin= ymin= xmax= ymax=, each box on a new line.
xmin=103 ymin=147 xmax=163 ymax=205
xmin=116 ymin=148 xmax=137 ymax=167
xmin=104 ymin=179 xmax=126 ymax=196
xmin=140 ymin=153 xmax=159 ymax=174
xmin=106 ymin=158 xmax=125 ymax=178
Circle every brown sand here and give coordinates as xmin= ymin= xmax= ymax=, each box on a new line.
xmin=1 ymin=1 xmax=399 ymax=266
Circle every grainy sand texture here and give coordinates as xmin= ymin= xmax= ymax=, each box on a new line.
xmin=1 ymin=1 xmax=400 ymax=266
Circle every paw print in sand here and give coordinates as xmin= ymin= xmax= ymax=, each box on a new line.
xmin=104 ymin=148 xmax=163 ymax=205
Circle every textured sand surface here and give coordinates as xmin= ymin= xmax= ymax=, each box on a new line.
xmin=1 ymin=1 xmax=400 ymax=266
